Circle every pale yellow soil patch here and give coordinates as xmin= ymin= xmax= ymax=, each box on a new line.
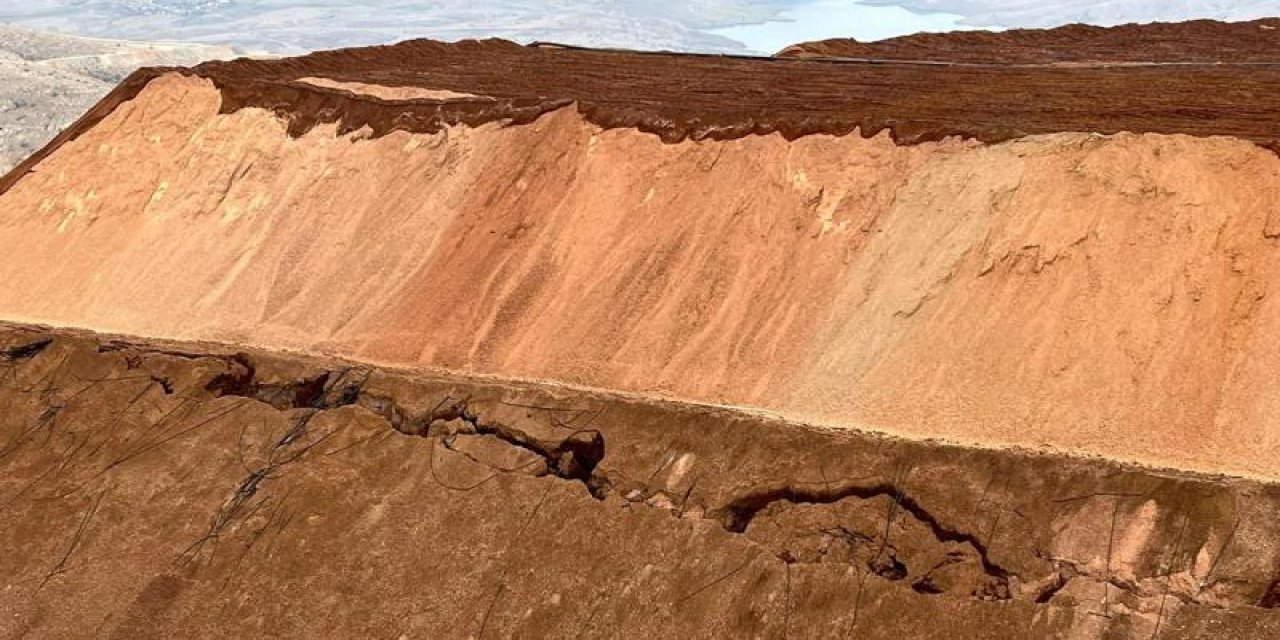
xmin=297 ymin=76 xmax=487 ymax=101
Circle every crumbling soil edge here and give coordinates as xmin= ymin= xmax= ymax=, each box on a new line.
xmin=5 ymin=37 xmax=1280 ymax=198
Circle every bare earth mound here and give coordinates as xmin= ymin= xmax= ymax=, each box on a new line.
xmin=2 ymin=22 xmax=1280 ymax=638
xmin=2 ymin=54 xmax=1280 ymax=479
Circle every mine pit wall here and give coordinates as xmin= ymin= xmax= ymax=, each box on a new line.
xmin=3 ymin=72 xmax=1280 ymax=484
xmin=3 ymin=322 xmax=1280 ymax=638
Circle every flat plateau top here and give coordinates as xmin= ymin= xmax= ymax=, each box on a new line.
xmin=7 ymin=20 xmax=1280 ymax=196
xmin=181 ymin=26 xmax=1280 ymax=148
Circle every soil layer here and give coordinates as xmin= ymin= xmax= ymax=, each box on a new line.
xmin=6 ymin=27 xmax=1280 ymax=194
xmin=3 ymin=322 xmax=1280 ymax=638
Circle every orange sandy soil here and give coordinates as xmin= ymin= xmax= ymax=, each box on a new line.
xmin=294 ymin=76 xmax=484 ymax=101
xmin=2 ymin=72 xmax=1280 ymax=480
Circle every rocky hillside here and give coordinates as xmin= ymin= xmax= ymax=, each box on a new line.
xmin=0 ymin=24 xmax=230 ymax=173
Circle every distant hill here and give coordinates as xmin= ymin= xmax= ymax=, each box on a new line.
xmin=777 ymin=18 xmax=1280 ymax=62
xmin=0 ymin=24 xmax=231 ymax=173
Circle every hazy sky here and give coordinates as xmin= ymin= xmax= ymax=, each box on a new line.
xmin=1 ymin=1 xmax=1277 ymax=54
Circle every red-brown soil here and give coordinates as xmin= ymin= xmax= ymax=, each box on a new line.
xmin=777 ymin=18 xmax=1280 ymax=63
xmin=6 ymin=29 xmax=1280 ymax=196
xmin=3 ymin=323 xmax=1280 ymax=638
xmin=3 ymin=22 xmax=1280 ymax=638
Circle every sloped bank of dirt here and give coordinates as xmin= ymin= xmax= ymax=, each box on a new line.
xmin=3 ymin=322 xmax=1280 ymax=638
xmin=3 ymin=71 xmax=1280 ymax=481
xmin=4 ymin=31 xmax=1280 ymax=637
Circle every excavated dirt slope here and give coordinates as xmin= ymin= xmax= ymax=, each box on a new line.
xmin=3 ymin=323 xmax=1280 ymax=638
xmin=777 ymin=18 xmax=1280 ymax=63
xmin=2 ymin=53 xmax=1280 ymax=479
xmin=4 ymin=22 xmax=1280 ymax=638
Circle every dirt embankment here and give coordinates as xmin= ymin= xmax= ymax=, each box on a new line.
xmin=3 ymin=323 xmax=1280 ymax=638
xmin=777 ymin=18 xmax=1280 ymax=63
xmin=4 ymin=25 xmax=1280 ymax=638
xmin=2 ymin=70 xmax=1280 ymax=480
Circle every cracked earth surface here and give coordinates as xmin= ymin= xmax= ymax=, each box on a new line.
xmin=3 ymin=323 xmax=1280 ymax=638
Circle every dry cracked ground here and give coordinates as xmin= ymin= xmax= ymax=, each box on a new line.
xmin=3 ymin=323 xmax=1280 ymax=638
